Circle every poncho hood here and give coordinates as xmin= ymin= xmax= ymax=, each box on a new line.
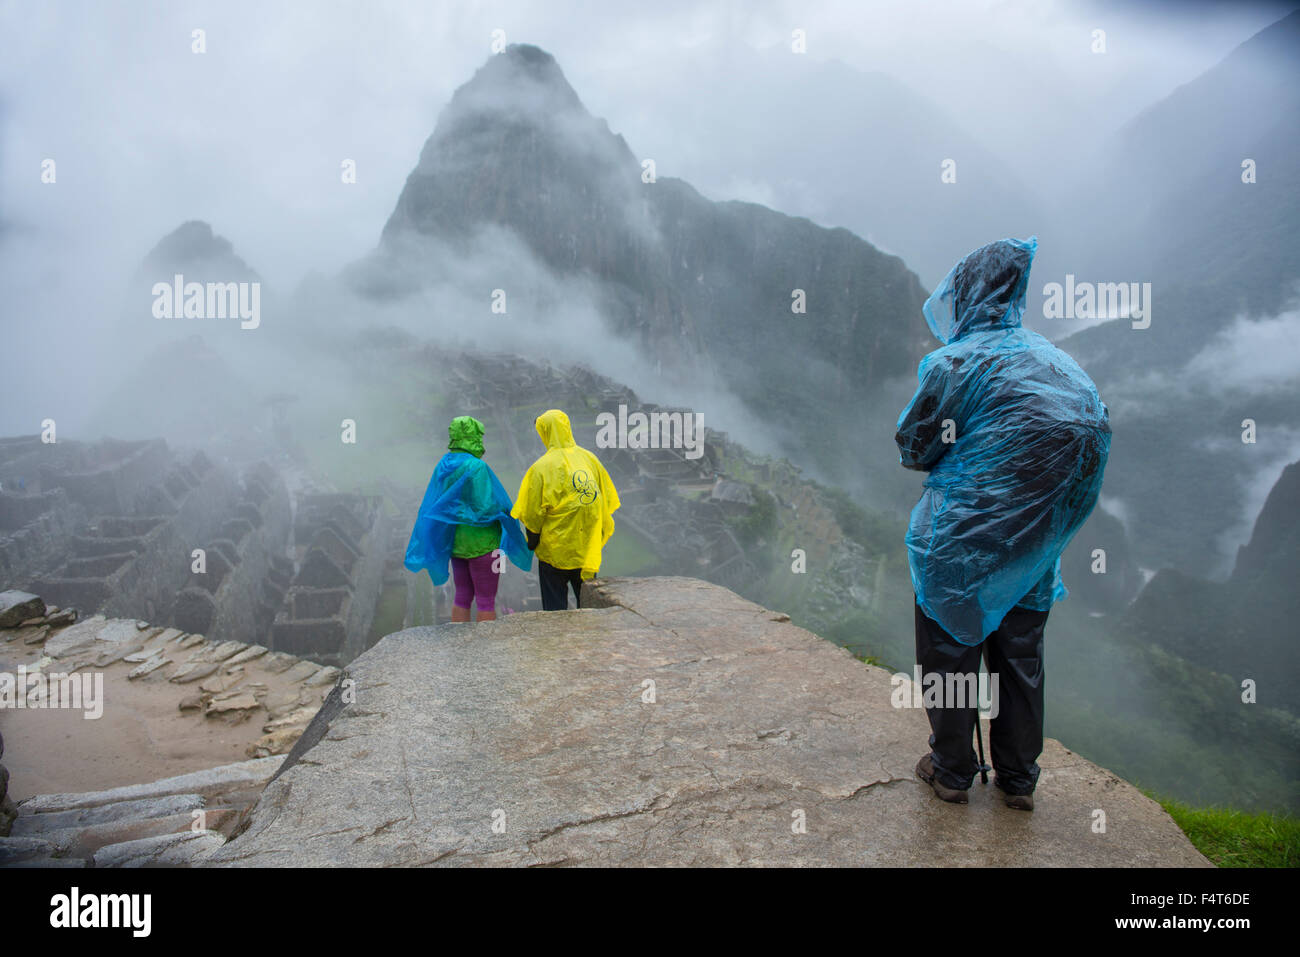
xmin=448 ymin=415 xmax=486 ymax=457
xmin=534 ymin=409 xmax=576 ymax=450
xmin=923 ymin=236 xmax=1038 ymax=344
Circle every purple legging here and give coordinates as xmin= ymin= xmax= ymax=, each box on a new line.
xmin=450 ymin=553 xmax=500 ymax=613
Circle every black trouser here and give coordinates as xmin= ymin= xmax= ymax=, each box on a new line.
xmin=914 ymin=599 xmax=1048 ymax=794
xmin=538 ymin=560 xmax=584 ymax=610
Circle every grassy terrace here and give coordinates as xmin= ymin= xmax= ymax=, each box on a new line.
xmin=1157 ymin=799 xmax=1299 ymax=868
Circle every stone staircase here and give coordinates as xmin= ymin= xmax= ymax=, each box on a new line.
xmin=0 ymin=757 xmax=280 ymax=868
xmin=0 ymin=590 xmax=342 ymax=867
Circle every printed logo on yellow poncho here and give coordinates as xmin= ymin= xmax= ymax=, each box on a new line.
xmin=572 ymin=470 xmax=598 ymax=505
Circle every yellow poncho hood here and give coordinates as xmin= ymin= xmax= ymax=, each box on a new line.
xmin=511 ymin=409 xmax=620 ymax=579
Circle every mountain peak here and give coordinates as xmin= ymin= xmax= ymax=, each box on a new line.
xmin=139 ymin=220 xmax=257 ymax=280
xmin=383 ymin=44 xmax=633 ymax=244
xmin=442 ymin=43 xmax=586 ymax=126
xmin=488 ymin=43 xmax=572 ymax=87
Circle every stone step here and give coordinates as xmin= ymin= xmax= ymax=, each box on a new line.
xmin=95 ymin=516 xmax=165 ymax=538
xmin=9 ymin=793 xmax=206 ymax=836
xmin=34 ymin=806 xmax=247 ymax=859
xmin=1 ymin=855 xmax=90 ymax=868
xmin=210 ymin=786 xmax=271 ymax=816
xmin=306 ymin=665 xmax=341 ymax=687
xmin=191 ymin=640 xmax=247 ymax=663
xmin=26 ymin=579 xmax=112 ymax=615
xmin=225 ymin=644 xmax=268 ymax=667
xmin=260 ymin=652 xmax=300 ymax=674
xmin=282 ymin=659 xmax=323 ymax=683
xmin=5 ymin=623 xmax=49 ymax=645
xmin=70 ymin=534 xmax=146 ymax=558
xmin=93 ymin=633 xmax=159 ymax=668
xmin=61 ymin=552 xmax=136 ymax=578
xmin=18 ymin=757 xmax=282 ymax=815
xmin=35 ymin=811 xmax=197 ymax=858
xmin=91 ymin=829 xmax=226 ymax=868
xmin=41 ymin=614 xmax=109 ymax=658
xmin=169 ymin=661 xmax=220 ymax=684
xmin=127 ymin=654 xmax=172 ymax=679
xmin=0 ymin=835 xmax=58 ymax=864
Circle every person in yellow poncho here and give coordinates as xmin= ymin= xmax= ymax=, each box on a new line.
xmin=512 ymin=409 xmax=620 ymax=610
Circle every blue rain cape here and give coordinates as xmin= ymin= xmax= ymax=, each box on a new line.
xmin=404 ymin=452 xmax=532 ymax=586
xmin=895 ymin=237 xmax=1111 ymax=645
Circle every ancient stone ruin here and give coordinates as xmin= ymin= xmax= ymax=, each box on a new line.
xmin=269 ymin=493 xmax=390 ymax=667
xmin=1 ymin=437 xmax=395 ymax=667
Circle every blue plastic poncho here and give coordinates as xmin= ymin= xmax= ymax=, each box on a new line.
xmin=895 ymin=237 xmax=1111 ymax=645
xmin=404 ymin=451 xmax=533 ymax=586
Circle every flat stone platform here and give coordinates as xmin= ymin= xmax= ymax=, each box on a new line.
xmin=208 ymin=577 xmax=1210 ymax=867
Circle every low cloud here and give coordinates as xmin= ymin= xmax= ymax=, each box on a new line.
xmin=1185 ymin=307 xmax=1300 ymax=395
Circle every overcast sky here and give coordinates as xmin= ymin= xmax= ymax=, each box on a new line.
xmin=2 ymin=0 xmax=1294 ymax=286
xmin=0 ymin=0 xmax=1293 ymax=436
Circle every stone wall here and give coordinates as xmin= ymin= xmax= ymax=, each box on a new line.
xmin=23 ymin=447 xmax=242 ymax=624
xmin=170 ymin=462 xmax=293 ymax=645
xmin=0 ymin=487 xmax=86 ymax=591
xmin=270 ymin=493 xmax=390 ymax=666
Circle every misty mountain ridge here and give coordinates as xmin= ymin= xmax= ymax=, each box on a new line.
xmin=1066 ymin=8 xmax=1300 ymax=320
xmin=592 ymin=40 xmax=1045 ymax=290
xmin=139 ymin=220 xmax=261 ymax=283
xmin=1049 ymin=10 xmax=1300 ymax=580
xmin=352 ymin=43 xmax=931 ymax=483
xmin=1123 ymin=457 xmax=1300 ymax=717
xmin=109 ymin=33 xmax=1299 ymax=583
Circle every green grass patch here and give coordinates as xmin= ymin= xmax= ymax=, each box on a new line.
xmin=1156 ymin=798 xmax=1300 ymax=867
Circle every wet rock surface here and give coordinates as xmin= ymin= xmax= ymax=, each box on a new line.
xmin=0 ymin=759 xmax=280 ymax=867
xmin=0 ymin=591 xmax=44 ymax=629
xmin=211 ymin=576 xmax=1210 ymax=867
xmin=0 ymin=596 xmax=340 ymax=862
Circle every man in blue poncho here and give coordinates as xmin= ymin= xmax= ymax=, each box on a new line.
xmin=896 ymin=237 xmax=1110 ymax=811
xmin=405 ymin=415 xmax=533 ymax=622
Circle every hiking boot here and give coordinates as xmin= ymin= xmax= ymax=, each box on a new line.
xmin=994 ymin=777 xmax=1034 ymax=811
xmin=916 ymin=754 xmax=968 ymax=804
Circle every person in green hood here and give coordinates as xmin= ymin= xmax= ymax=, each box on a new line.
xmin=404 ymin=416 xmax=532 ymax=622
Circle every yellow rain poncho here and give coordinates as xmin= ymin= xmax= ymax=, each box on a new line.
xmin=512 ymin=409 xmax=620 ymax=579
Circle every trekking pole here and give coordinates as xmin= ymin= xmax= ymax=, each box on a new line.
xmin=974 ymin=714 xmax=991 ymax=785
